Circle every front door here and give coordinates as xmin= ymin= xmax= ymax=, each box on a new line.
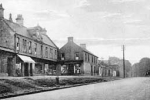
xmin=24 ymin=63 xmax=29 ymax=76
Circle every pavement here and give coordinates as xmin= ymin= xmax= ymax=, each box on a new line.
xmin=2 ymin=77 xmax=150 ymax=100
xmin=0 ymin=75 xmax=120 ymax=81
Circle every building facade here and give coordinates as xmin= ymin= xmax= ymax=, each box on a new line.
xmin=59 ymin=37 xmax=98 ymax=76
xmin=0 ymin=4 xmax=58 ymax=76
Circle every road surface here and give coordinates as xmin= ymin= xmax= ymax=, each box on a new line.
xmin=3 ymin=77 xmax=150 ymax=100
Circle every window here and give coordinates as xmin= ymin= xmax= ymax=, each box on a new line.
xmin=88 ymin=54 xmax=90 ymax=62
xmin=55 ymin=50 xmax=57 ymax=59
xmin=23 ymin=39 xmax=27 ymax=52
xmin=85 ymin=53 xmax=87 ymax=61
xmin=45 ymin=47 xmax=48 ymax=58
xmin=61 ymin=53 xmax=65 ymax=60
xmin=41 ymin=45 xmax=43 ymax=56
xmin=34 ymin=43 xmax=37 ymax=55
xmin=28 ymin=41 xmax=32 ymax=54
xmin=75 ymin=52 xmax=79 ymax=60
xmin=55 ymin=50 xmax=57 ymax=55
xmin=50 ymin=48 xmax=53 ymax=58
xmin=92 ymin=56 xmax=94 ymax=63
xmin=16 ymin=37 xmax=20 ymax=51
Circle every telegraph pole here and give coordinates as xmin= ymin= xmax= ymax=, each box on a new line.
xmin=122 ymin=45 xmax=126 ymax=78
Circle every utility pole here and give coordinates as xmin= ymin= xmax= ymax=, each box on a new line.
xmin=122 ymin=45 xmax=126 ymax=78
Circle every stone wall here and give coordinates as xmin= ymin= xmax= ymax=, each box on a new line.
xmin=0 ymin=50 xmax=16 ymax=76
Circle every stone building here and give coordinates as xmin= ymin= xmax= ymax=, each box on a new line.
xmin=58 ymin=37 xmax=98 ymax=76
xmin=0 ymin=4 xmax=58 ymax=76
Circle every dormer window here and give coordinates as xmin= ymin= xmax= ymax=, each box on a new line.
xmin=61 ymin=53 xmax=65 ymax=60
xmin=75 ymin=52 xmax=79 ymax=60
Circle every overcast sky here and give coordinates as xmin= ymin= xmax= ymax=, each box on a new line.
xmin=1 ymin=0 xmax=150 ymax=64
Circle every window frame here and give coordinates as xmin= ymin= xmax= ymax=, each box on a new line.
xmin=75 ymin=52 xmax=79 ymax=60
xmin=28 ymin=41 xmax=32 ymax=54
xmin=16 ymin=37 xmax=20 ymax=51
xmin=34 ymin=43 xmax=37 ymax=55
xmin=61 ymin=53 xmax=65 ymax=60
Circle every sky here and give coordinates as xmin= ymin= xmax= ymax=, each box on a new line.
xmin=1 ymin=0 xmax=150 ymax=64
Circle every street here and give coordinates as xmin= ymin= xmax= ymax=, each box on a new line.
xmin=3 ymin=77 xmax=150 ymax=100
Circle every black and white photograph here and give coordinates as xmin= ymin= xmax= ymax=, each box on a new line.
xmin=0 ymin=0 xmax=150 ymax=100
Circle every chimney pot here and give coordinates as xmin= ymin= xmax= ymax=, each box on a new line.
xmin=0 ymin=4 xmax=4 ymax=18
xmin=9 ymin=13 xmax=13 ymax=22
xmin=16 ymin=14 xmax=24 ymax=26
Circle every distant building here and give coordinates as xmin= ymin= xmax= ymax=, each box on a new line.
xmin=0 ymin=4 xmax=58 ymax=76
xmin=58 ymin=37 xmax=98 ymax=75
xmin=98 ymin=57 xmax=131 ymax=78
xmin=98 ymin=60 xmax=120 ymax=77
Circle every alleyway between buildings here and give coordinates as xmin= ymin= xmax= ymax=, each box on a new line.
xmin=3 ymin=77 xmax=150 ymax=100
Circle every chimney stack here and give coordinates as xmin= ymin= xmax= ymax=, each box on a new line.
xmin=68 ymin=37 xmax=73 ymax=42
xmin=16 ymin=14 xmax=24 ymax=26
xmin=80 ymin=44 xmax=86 ymax=49
xmin=9 ymin=13 xmax=13 ymax=22
xmin=0 ymin=4 xmax=4 ymax=19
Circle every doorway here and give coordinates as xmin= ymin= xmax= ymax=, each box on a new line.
xmin=68 ymin=64 xmax=74 ymax=75
xmin=30 ymin=63 xmax=33 ymax=76
xmin=24 ymin=63 xmax=29 ymax=76
xmin=7 ymin=57 xmax=13 ymax=76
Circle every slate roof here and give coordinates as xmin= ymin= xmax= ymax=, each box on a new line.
xmin=4 ymin=19 xmax=31 ymax=38
xmin=60 ymin=39 xmax=98 ymax=57
xmin=2 ymin=19 xmax=57 ymax=48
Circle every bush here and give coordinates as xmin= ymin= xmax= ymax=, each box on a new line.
xmin=4 ymin=79 xmax=36 ymax=89
xmin=34 ymin=79 xmax=56 ymax=87
xmin=0 ymin=83 xmax=12 ymax=94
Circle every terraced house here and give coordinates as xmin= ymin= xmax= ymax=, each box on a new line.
xmin=0 ymin=4 xmax=58 ymax=76
xmin=59 ymin=37 xmax=98 ymax=76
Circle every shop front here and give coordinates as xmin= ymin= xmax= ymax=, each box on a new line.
xmin=16 ymin=54 xmax=35 ymax=76
xmin=60 ymin=60 xmax=83 ymax=75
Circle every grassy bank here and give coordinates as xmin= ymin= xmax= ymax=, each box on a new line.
xmin=0 ymin=77 xmax=106 ymax=98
